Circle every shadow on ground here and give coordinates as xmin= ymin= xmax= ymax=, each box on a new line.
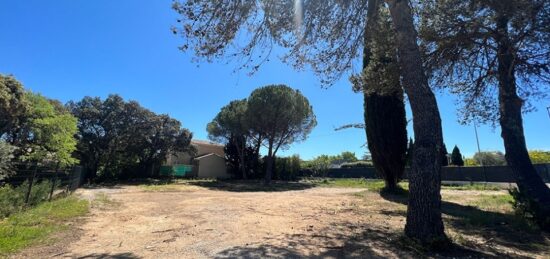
xmin=186 ymin=180 xmax=317 ymax=192
xmin=80 ymin=183 xmax=125 ymax=190
xmin=82 ymin=178 xmax=318 ymax=192
xmin=76 ymin=252 xmax=140 ymax=259
xmin=379 ymin=191 xmax=549 ymax=257
xmin=214 ymin=222 xmax=498 ymax=258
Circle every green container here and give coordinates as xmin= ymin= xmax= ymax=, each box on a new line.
xmin=159 ymin=164 xmax=193 ymax=177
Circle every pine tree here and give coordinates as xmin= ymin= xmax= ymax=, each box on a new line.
xmin=451 ymin=145 xmax=464 ymax=166
xmin=421 ymin=0 xmax=550 ymax=230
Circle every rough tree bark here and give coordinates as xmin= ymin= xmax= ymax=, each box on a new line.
xmin=495 ymin=16 xmax=550 ymax=230
xmin=264 ymin=140 xmax=274 ymax=185
xmin=385 ymin=0 xmax=446 ymax=244
xmin=234 ymin=137 xmax=247 ymax=179
xmin=362 ymin=0 xmax=408 ymax=192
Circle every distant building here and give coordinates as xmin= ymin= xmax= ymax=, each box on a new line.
xmin=164 ymin=140 xmax=229 ymax=179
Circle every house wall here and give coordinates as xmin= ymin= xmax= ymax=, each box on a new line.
xmin=164 ymin=140 xmax=225 ymax=166
xmin=196 ymin=155 xmax=229 ymax=179
xmin=194 ymin=142 xmax=224 ymax=157
xmin=166 ymin=152 xmax=192 ymax=165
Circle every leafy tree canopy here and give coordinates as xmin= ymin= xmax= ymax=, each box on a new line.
xmin=529 ymin=150 xmax=550 ymax=164
xmin=67 ymin=95 xmax=193 ymax=180
xmin=473 ymin=151 xmax=507 ymax=166
xmin=25 ymin=92 xmax=78 ymax=166
xmin=172 ymin=0 xmax=369 ymax=85
xmin=247 ymin=85 xmax=316 ymax=155
xmin=207 ymin=99 xmax=249 ymax=144
xmin=0 ymin=141 xmax=16 ymax=180
xmin=420 ymin=0 xmax=550 ymax=124
xmin=339 ymin=151 xmax=359 ymax=163
xmin=1 ymin=76 xmax=78 ymax=167
xmin=0 ymin=74 xmax=29 ymax=135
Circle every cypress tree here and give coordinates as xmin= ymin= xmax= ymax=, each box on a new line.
xmin=451 ymin=145 xmax=464 ymax=166
xmin=358 ymin=1 xmax=408 ymax=192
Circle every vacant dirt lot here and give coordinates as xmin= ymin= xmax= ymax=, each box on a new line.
xmin=13 ymin=181 xmax=550 ymax=258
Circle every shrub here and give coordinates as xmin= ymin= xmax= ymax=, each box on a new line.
xmin=27 ymin=180 xmax=52 ymax=206
xmin=341 ymin=161 xmax=373 ymax=168
xmin=0 ymin=185 xmax=20 ymax=218
xmin=509 ymin=188 xmax=550 ymax=230
xmin=274 ymin=155 xmax=301 ymax=180
xmin=0 ymin=141 xmax=16 ymax=181
xmin=528 ymin=150 xmax=550 ymax=164
xmin=473 ymin=151 xmax=506 ymax=166
xmin=0 ymin=180 xmax=52 ymax=218
xmin=302 ymin=155 xmax=332 ymax=177
xmin=464 ymin=158 xmax=478 ymax=166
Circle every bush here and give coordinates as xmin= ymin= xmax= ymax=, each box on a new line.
xmin=509 ymin=188 xmax=550 ymax=231
xmin=301 ymin=155 xmax=331 ymax=177
xmin=274 ymin=155 xmax=301 ymax=180
xmin=473 ymin=151 xmax=506 ymax=166
xmin=341 ymin=161 xmax=373 ymax=168
xmin=0 ymin=141 xmax=16 ymax=181
xmin=528 ymin=150 xmax=550 ymax=164
xmin=0 ymin=180 xmax=53 ymax=218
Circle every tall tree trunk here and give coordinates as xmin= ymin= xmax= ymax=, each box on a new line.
xmin=264 ymin=140 xmax=274 ymax=185
xmin=495 ymin=17 xmax=550 ymax=230
xmin=235 ymin=137 xmax=247 ymax=179
xmin=240 ymin=157 xmax=247 ymax=179
xmin=363 ymin=0 xmax=408 ymax=193
xmin=253 ymin=134 xmax=262 ymax=176
xmin=385 ymin=0 xmax=446 ymax=244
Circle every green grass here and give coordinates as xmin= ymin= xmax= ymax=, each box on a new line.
xmin=468 ymin=194 xmax=514 ymax=210
xmin=91 ymin=193 xmax=121 ymax=209
xmin=138 ymin=178 xmax=217 ymax=192
xmin=302 ymin=178 xmax=409 ymax=191
xmin=0 ymin=195 xmax=89 ymax=255
xmin=140 ymin=184 xmax=181 ymax=192
xmin=442 ymin=193 xmax=535 ymax=231
xmin=303 ymin=178 xmax=505 ymax=192
xmin=441 ymin=183 xmax=505 ymax=191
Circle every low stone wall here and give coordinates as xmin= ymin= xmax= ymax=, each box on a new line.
xmin=310 ymin=163 xmax=550 ymax=183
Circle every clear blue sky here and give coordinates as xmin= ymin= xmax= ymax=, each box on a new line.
xmin=1 ymin=0 xmax=548 ymax=160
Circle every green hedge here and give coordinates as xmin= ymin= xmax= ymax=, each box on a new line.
xmin=340 ymin=161 xmax=373 ymax=168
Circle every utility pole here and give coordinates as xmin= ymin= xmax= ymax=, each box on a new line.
xmin=473 ymin=121 xmax=482 ymax=166
xmin=547 ymin=106 xmax=550 ymax=120
xmin=473 ymin=120 xmax=487 ymax=183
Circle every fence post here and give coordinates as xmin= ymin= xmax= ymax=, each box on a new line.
xmin=24 ymin=163 xmax=38 ymax=206
xmin=68 ymin=166 xmax=81 ymax=193
xmin=66 ymin=168 xmax=72 ymax=193
xmin=49 ymin=162 xmax=60 ymax=201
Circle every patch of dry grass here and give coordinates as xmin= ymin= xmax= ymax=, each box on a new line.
xmin=91 ymin=193 xmax=121 ymax=210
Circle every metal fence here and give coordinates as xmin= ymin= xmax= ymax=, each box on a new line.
xmin=0 ymin=164 xmax=83 ymax=205
xmin=301 ymin=163 xmax=550 ymax=183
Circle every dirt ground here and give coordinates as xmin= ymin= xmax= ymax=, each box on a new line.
xmin=11 ymin=182 xmax=550 ymax=258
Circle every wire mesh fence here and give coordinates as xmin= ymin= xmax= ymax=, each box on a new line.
xmin=0 ymin=163 xmax=82 ymax=205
